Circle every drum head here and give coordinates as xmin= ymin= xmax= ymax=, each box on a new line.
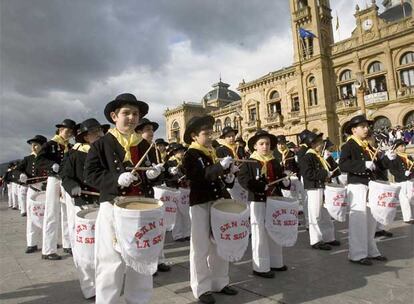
xmin=32 ymin=192 xmax=46 ymax=202
xmin=326 ymin=183 xmax=345 ymax=189
xmin=115 ymin=196 xmax=163 ymax=210
xmin=268 ymin=196 xmax=298 ymax=204
xmin=77 ymin=208 xmax=99 ymax=220
xmin=213 ymin=199 xmax=246 ymax=214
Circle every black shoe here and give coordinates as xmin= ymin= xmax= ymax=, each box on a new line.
xmin=21 ymin=212 xmax=27 ymax=217
xmin=349 ymin=258 xmax=373 ymax=266
xmin=63 ymin=248 xmax=72 ymax=255
xmin=311 ymin=242 xmax=332 ymax=250
xmin=253 ymin=270 xmax=275 ymax=278
xmin=175 ymin=238 xmax=186 ymax=242
xmin=326 ymin=240 xmax=341 ymax=246
xmin=199 ymin=292 xmax=215 ymax=304
xmin=218 ymin=285 xmax=238 ymax=295
xmin=271 ymin=265 xmax=288 ymax=271
xmin=25 ymin=245 xmax=38 ymax=254
xmin=157 ymin=263 xmax=171 ymax=272
xmin=184 ymin=236 xmax=191 ymax=241
xmin=41 ymin=253 xmax=62 ymax=260
xmin=404 ymin=220 xmax=414 ymax=224
xmin=57 ymin=244 xmax=62 ymax=249
xmin=12 ymin=207 xmax=18 ymax=210
xmin=375 ymin=230 xmax=393 ymax=238
xmin=370 ymin=255 xmax=388 ymax=261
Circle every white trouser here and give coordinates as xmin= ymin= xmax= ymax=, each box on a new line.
xmin=396 ymin=181 xmax=413 ymax=222
xmin=95 ymin=202 xmax=152 ymax=304
xmin=250 ymin=202 xmax=283 ymax=272
xmin=172 ymin=207 xmax=191 ymax=240
xmin=347 ymin=184 xmax=381 ymax=261
xmin=190 ymin=202 xmax=229 ymax=299
xmin=60 ymin=187 xmax=71 ymax=249
xmin=307 ymin=189 xmax=335 ymax=246
xmin=65 ymin=193 xmax=77 ymax=249
xmin=7 ymin=184 xmax=12 ymax=207
xmin=18 ymin=185 xmax=28 ymax=214
xmin=26 ymin=186 xmax=42 ymax=247
xmin=42 ymin=176 xmax=61 ymax=255
xmin=300 ymin=177 xmax=309 ymax=227
xmin=11 ymin=183 xmax=19 ymax=208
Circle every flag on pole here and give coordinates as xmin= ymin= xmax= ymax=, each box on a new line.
xmin=335 ymin=11 xmax=340 ymax=31
xmin=299 ymin=28 xmax=317 ymax=39
xmin=401 ymin=0 xmax=406 ymax=18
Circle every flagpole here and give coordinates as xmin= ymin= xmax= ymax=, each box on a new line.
xmin=402 ymin=0 xmax=406 ymax=18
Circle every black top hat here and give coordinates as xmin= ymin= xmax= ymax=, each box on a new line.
xmin=135 ymin=118 xmax=159 ymax=132
xmin=75 ymin=118 xmax=110 ymax=143
xmin=183 ymin=115 xmax=215 ymax=144
xmin=235 ymin=137 xmax=246 ymax=144
xmin=55 ymin=119 xmax=77 ymax=130
xmin=276 ymin=135 xmax=287 ymax=144
xmin=298 ymin=129 xmax=313 ymax=145
xmin=345 ymin=114 xmax=373 ymax=134
xmin=303 ymin=132 xmax=324 ymax=146
xmin=155 ymin=138 xmax=169 ymax=146
xmin=247 ymin=129 xmax=277 ymax=152
xmin=392 ymin=139 xmax=406 ymax=149
xmin=104 ymin=93 xmax=149 ymax=124
xmin=167 ymin=143 xmax=186 ymax=156
xmin=219 ymin=126 xmax=238 ymax=139
xmin=27 ymin=135 xmax=47 ymax=145
xmin=323 ymin=138 xmax=334 ymax=149
xmin=286 ymin=141 xmax=296 ymax=149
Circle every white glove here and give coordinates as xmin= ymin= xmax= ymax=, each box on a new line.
xmin=294 ymin=156 xmax=298 ymax=162
xmin=283 ymin=170 xmax=292 ymax=176
xmin=282 ymin=178 xmax=290 ymax=187
xmin=71 ymin=186 xmax=82 ymax=196
xmin=323 ymin=150 xmax=331 ymax=160
xmin=19 ymin=174 xmax=28 ymax=183
xmin=224 ymin=173 xmax=235 ymax=183
xmin=146 ymin=164 xmax=162 ymax=180
xmin=385 ymin=150 xmax=397 ymax=161
xmin=168 ymin=166 xmax=179 ymax=176
xmin=230 ymin=164 xmax=240 ymax=174
xmin=118 ymin=172 xmax=138 ymax=187
xmin=220 ymin=156 xmax=233 ymax=170
xmin=327 ymin=171 xmax=333 ymax=178
xmin=154 ymin=163 xmax=165 ymax=172
xmin=52 ymin=163 xmax=60 ymax=173
xmin=365 ymin=161 xmax=376 ymax=171
xmin=405 ymin=171 xmax=411 ymax=177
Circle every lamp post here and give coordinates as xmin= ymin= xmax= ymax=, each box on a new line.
xmin=355 ymin=71 xmax=367 ymax=116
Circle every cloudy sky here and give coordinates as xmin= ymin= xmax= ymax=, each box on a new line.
xmin=0 ymin=0 xmax=385 ymax=163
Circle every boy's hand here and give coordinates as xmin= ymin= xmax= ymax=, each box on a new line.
xmin=52 ymin=163 xmax=60 ymax=173
xmin=19 ymin=174 xmax=28 ymax=183
xmin=220 ymin=156 xmax=233 ymax=169
xmin=71 ymin=186 xmax=82 ymax=196
xmin=168 ymin=166 xmax=179 ymax=175
xmin=224 ymin=173 xmax=235 ymax=183
xmin=146 ymin=164 xmax=162 ymax=180
xmin=118 ymin=172 xmax=138 ymax=187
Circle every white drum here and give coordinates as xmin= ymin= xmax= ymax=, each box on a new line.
xmin=368 ymin=180 xmax=401 ymax=226
xmin=227 ymin=180 xmax=248 ymax=204
xmin=338 ymin=173 xmax=348 ymax=187
xmin=75 ymin=208 xmax=98 ymax=267
xmin=28 ymin=191 xmax=46 ymax=229
xmin=265 ymin=196 xmax=299 ymax=247
xmin=324 ymin=183 xmax=348 ymax=222
xmin=153 ymin=186 xmax=179 ymax=231
xmin=210 ymin=199 xmax=250 ymax=262
xmin=281 ymin=176 xmax=300 ymax=199
xmin=113 ymin=197 xmax=165 ymax=275
xmin=178 ymin=187 xmax=190 ymax=215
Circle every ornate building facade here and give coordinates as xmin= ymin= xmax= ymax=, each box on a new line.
xmin=165 ymin=0 xmax=414 ymax=146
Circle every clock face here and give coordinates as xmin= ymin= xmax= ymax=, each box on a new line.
xmin=363 ymin=19 xmax=373 ymax=31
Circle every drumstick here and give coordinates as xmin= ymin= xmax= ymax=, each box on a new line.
xmin=177 ymin=174 xmax=187 ymax=182
xmin=81 ymin=190 xmax=100 ymax=196
xmin=217 ymin=158 xmax=257 ymax=164
xmin=267 ymin=173 xmax=297 ymax=187
xmin=26 ymin=176 xmax=48 ymax=182
xmin=320 ymin=141 xmax=327 ymax=157
xmin=156 ymin=147 xmax=161 ymax=164
xmin=371 ymin=146 xmax=381 ymax=161
xmin=131 ymin=143 xmax=155 ymax=174
xmin=125 ymin=166 xmax=153 ymax=171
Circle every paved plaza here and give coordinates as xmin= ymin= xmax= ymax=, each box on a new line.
xmin=0 ymin=198 xmax=413 ymax=304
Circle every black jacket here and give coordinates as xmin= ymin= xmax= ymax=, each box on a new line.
xmin=216 ymin=145 xmax=235 ymax=158
xmin=61 ymin=149 xmax=99 ymax=206
xmin=339 ymin=139 xmax=386 ymax=185
xmin=388 ymin=155 xmax=414 ymax=182
xmin=238 ymin=158 xmax=286 ymax=202
xmin=182 ymin=148 xmax=233 ymax=206
xmin=84 ymin=133 xmax=157 ymax=203
xmin=273 ymin=149 xmax=300 ymax=175
xmin=36 ymin=140 xmax=70 ymax=176
xmin=163 ymin=158 xmax=187 ymax=188
xmin=300 ymin=152 xmax=329 ymax=189
xmin=296 ymin=145 xmax=308 ymax=163
xmin=15 ymin=154 xmax=48 ymax=184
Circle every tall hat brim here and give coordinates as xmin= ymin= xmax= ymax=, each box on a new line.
xmin=104 ymin=97 xmax=149 ymax=124
xmin=184 ymin=116 xmax=215 ymax=144
xmin=247 ymin=131 xmax=277 ymax=152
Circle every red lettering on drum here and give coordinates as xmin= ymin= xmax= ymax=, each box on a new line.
xmin=388 ymin=202 xmax=398 ymax=208
xmin=273 ymin=219 xmax=282 ymax=226
xmin=76 ymin=236 xmax=83 ymax=243
xmin=233 ymin=231 xmax=248 ymax=240
xmin=283 ymin=220 xmax=297 ymax=226
xmin=137 ymin=239 xmax=150 ymax=248
xmin=272 ymin=209 xmax=287 ymax=219
xmin=85 ymin=237 xmax=94 ymax=244
xmin=377 ymin=192 xmax=398 ymax=200
xmin=152 ymin=234 xmax=162 ymax=245
xmin=166 ymin=207 xmax=176 ymax=213
xmin=220 ymin=233 xmax=231 ymax=240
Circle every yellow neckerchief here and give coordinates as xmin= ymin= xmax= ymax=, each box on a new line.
xmin=189 ymin=142 xmax=218 ymax=163
xmin=348 ymin=135 xmax=376 ymax=160
xmin=397 ymin=152 xmax=413 ymax=168
xmin=277 ymin=146 xmax=289 ymax=164
xmin=250 ymin=151 xmax=274 ymax=177
xmin=221 ymin=142 xmax=237 ymax=158
xmin=169 ymin=155 xmax=182 ymax=166
xmin=306 ymin=148 xmax=331 ymax=172
xmin=31 ymin=151 xmax=37 ymax=156
xmin=51 ymin=134 xmax=69 ymax=152
xmin=73 ymin=142 xmax=90 ymax=154
xmin=160 ymin=151 xmax=167 ymax=162
xmin=108 ymin=128 xmax=142 ymax=163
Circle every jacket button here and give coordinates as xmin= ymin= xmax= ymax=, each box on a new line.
xmin=213 ymin=189 xmax=217 ymax=192
xmin=122 ymin=192 xmax=126 ymax=195
xmin=116 ymin=167 xmax=120 ymax=171
xmin=114 ymin=160 xmax=118 ymax=163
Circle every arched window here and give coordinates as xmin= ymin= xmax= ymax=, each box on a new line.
xmin=224 ymin=117 xmax=232 ymax=127
xmin=308 ymin=76 xmax=316 ymax=85
xmin=215 ymin=119 xmax=222 ymax=132
xmin=171 ymin=121 xmax=180 ymax=142
xmin=340 ymin=70 xmax=352 ymax=81
xmin=308 ymin=75 xmax=317 ymax=106
xmin=373 ymin=116 xmax=391 ymax=131
xmin=400 ymin=52 xmax=414 ymax=65
xmin=298 ymin=0 xmax=308 ymax=10
xmin=403 ymin=111 xmax=414 ymax=127
xmin=368 ymin=61 xmax=384 ymax=74
xmin=269 ymin=91 xmax=280 ymax=100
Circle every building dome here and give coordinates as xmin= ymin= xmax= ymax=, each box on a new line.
xmin=202 ymin=80 xmax=241 ymax=105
